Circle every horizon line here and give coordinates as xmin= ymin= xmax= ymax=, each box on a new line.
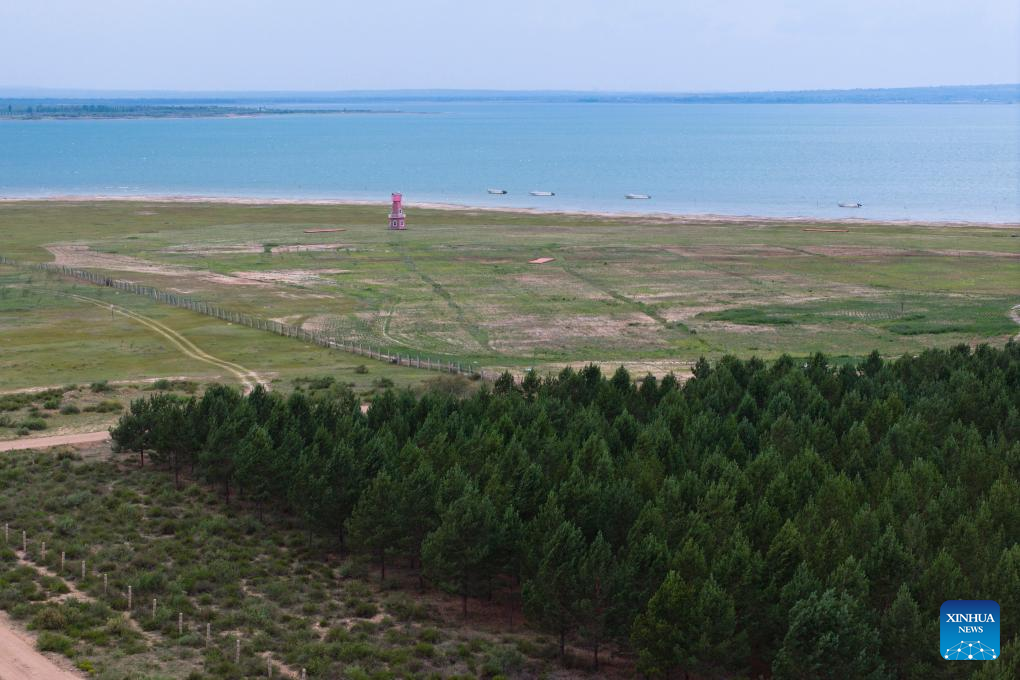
xmin=1 ymin=83 xmax=1018 ymax=98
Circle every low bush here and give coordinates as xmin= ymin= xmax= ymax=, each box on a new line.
xmin=83 ymin=400 xmax=122 ymax=413
xmin=19 ymin=417 xmax=47 ymax=431
xmin=59 ymin=403 xmax=80 ymax=415
xmin=36 ymin=631 xmax=75 ymax=656
xmin=89 ymin=380 xmax=112 ymax=393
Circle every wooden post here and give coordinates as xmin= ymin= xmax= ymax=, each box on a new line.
xmin=40 ymin=541 xmax=45 ymax=560
xmin=61 ymin=551 xmax=65 ymax=571
xmin=22 ymin=531 xmax=26 ymax=553
xmin=235 ymin=636 xmax=241 ymax=664
xmin=127 ymin=585 xmax=132 ymax=611
xmin=178 ymin=612 xmax=183 ymax=636
xmin=205 ymin=623 xmax=211 ymax=646
xmin=268 ymin=659 xmax=273 ymax=678
xmin=81 ymin=561 xmax=86 ymax=580
xmin=103 ymin=573 xmax=108 ymax=595
xmin=152 ymin=599 xmax=157 ymax=619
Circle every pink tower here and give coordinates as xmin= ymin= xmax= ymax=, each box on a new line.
xmin=388 ymin=192 xmax=406 ymax=230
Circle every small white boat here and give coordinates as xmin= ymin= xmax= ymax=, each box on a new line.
xmin=487 ymin=189 xmax=508 ymax=195
xmin=625 ymin=193 xmax=651 ymax=200
xmin=838 ymin=202 xmax=863 ymax=208
xmin=530 ymin=191 xmax=555 ymax=197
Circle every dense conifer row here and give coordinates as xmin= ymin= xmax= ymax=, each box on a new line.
xmin=112 ymin=344 xmax=1020 ymax=678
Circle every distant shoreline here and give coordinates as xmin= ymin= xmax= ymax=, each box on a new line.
xmin=0 ymin=110 xmax=408 ymax=120
xmin=1 ymin=194 xmax=1017 ymax=228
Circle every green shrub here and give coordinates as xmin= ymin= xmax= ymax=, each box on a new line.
xmin=42 ymin=397 xmax=61 ymax=410
xmin=20 ymin=417 xmax=47 ymax=431
xmin=89 ymin=380 xmax=112 ymax=393
xmin=354 ymin=365 xmax=369 ymax=374
xmin=32 ymin=606 xmax=68 ymax=631
xmin=59 ymin=403 xmax=81 ymax=415
xmin=84 ymin=400 xmax=122 ymax=413
xmin=37 ymin=631 xmax=75 ymax=656
xmin=482 ymin=646 xmax=525 ymax=676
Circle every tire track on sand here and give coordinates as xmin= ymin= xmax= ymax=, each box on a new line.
xmin=45 ymin=290 xmax=264 ymax=393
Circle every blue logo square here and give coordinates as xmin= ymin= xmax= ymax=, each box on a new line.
xmin=941 ymin=600 xmax=1000 ymax=661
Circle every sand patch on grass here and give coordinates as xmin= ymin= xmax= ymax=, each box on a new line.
xmin=46 ymin=244 xmax=265 ymax=285
xmin=485 ymin=312 xmax=660 ymax=352
xmin=161 ymin=242 xmax=265 ymax=255
xmin=230 ymin=269 xmax=347 ymax=285
xmin=271 ymin=243 xmax=351 ymax=253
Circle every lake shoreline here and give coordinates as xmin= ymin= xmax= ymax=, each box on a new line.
xmin=0 ymin=194 xmax=1017 ymax=228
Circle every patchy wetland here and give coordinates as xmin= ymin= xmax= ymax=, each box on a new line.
xmin=0 ymin=200 xmax=1017 ymax=393
xmin=0 ymin=199 xmax=1018 ymax=680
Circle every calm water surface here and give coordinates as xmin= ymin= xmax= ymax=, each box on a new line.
xmin=1 ymin=101 xmax=1017 ymax=221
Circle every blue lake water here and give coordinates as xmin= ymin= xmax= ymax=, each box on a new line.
xmin=1 ymin=101 xmax=1018 ymax=221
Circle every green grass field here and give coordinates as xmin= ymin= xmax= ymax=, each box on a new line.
xmin=1 ymin=200 xmax=1017 ymax=387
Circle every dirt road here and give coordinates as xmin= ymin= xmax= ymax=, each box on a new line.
xmin=0 ymin=612 xmax=83 ymax=680
xmin=54 ymin=290 xmax=264 ymax=393
xmin=1011 ymin=304 xmax=1020 ymax=341
xmin=0 ymin=431 xmax=110 ymax=453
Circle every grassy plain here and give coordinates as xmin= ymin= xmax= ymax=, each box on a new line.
xmin=0 ymin=266 xmax=437 ymax=393
xmin=1 ymin=200 xmax=1017 ymax=383
xmin=0 ymin=446 xmax=588 ymax=680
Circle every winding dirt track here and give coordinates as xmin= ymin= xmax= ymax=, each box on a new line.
xmin=58 ymin=291 xmax=264 ymax=392
xmin=0 ymin=612 xmax=83 ymax=679
xmin=0 ymin=431 xmax=110 ymax=453
xmin=1011 ymin=304 xmax=1020 ymax=341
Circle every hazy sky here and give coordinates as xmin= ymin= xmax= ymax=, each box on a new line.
xmin=2 ymin=0 xmax=1018 ymax=92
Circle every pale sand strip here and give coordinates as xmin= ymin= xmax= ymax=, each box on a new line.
xmin=0 ymin=431 xmax=110 ymax=453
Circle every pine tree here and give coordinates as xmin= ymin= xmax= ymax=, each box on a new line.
xmin=421 ymin=484 xmax=498 ymax=615
xmin=347 ymin=471 xmax=403 ymax=580
xmin=631 ymin=572 xmax=747 ymax=679
xmin=234 ymin=425 xmax=274 ymax=519
xmin=772 ymin=590 xmax=888 ymax=680
xmin=110 ymin=396 xmax=154 ymax=466
xmin=879 ymin=585 xmax=930 ymax=680
xmin=577 ymin=532 xmax=615 ymax=669
xmin=522 ymin=520 xmax=584 ymax=657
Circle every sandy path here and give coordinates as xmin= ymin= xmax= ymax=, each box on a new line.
xmin=0 ymin=612 xmax=84 ymax=680
xmin=0 ymin=431 xmax=110 ymax=453
xmin=1011 ymin=304 xmax=1020 ymax=342
xmin=58 ymin=291 xmax=264 ymax=393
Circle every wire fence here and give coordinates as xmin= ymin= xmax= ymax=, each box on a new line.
xmin=0 ymin=255 xmax=497 ymax=381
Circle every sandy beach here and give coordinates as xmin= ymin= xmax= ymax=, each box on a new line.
xmin=1 ymin=194 xmax=1017 ymax=228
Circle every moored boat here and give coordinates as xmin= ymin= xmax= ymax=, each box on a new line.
xmin=625 ymin=193 xmax=651 ymax=199
xmin=487 ymin=189 xmax=508 ymax=195
xmin=530 ymin=191 xmax=555 ymax=196
xmin=838 ymin=202 xmax=863 ymax=208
